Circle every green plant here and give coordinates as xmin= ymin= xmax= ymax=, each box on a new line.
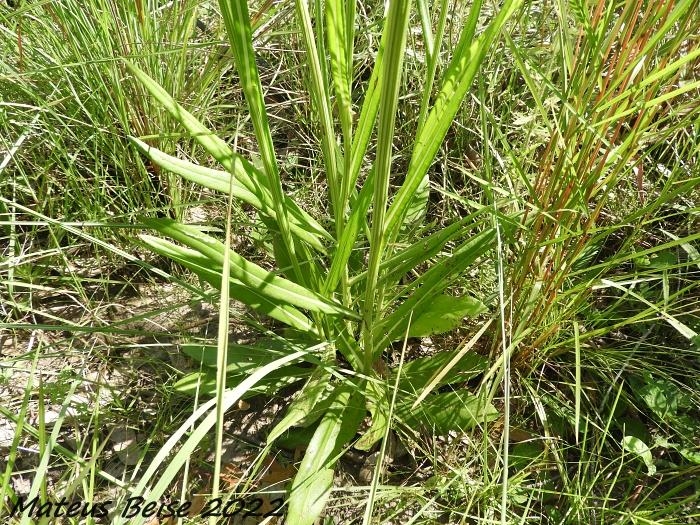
xmin=121 ymin=0 xmax=522 ymax=523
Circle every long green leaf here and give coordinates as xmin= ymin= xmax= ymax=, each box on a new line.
xmin=173 ymin=366 xmax=311 ymax=396
xmin=350 ymin=211 xmax=489 ymax=288
xmin=130 ymin=137 xmax=331 ymax=251
xmin=323 ymin=170 xmax=374 ymax=294
xmin=384 ymin=0 xmax=522 ymax=243
xmin=348 ymin=24 xmax=387 ymax=194
xmin=294 ymin=0 xmax=343 ymax=227
xmin=407 ymin=294 xmax=486 ymax=338
xmin=401 ymin=0 xmax=450 ymax=231
xmin=181 ymin=340 xmax=303 ymax=367
xmin=266 ymin=367 xmax=335 ymax=443
xmin=287 ymin=382 xmax=365 ymax=525
xmin=397 ymin=348 xmax=489 ymax=394
xmin=142 ymin=219 xmax=359 ymax=319
xmin=355 ymin=380 xmax=389 ymax=451
xmin=218 ymin=0 xmax=301 ymax=278
xmin=362 ymin=0 xmax=412 ymax=360
xmin=125 ymin=62 xmax=262 ymax=198
xmin=326 ymin=0 xmax=353 ymax=145
xmin=139 ymin=235 xmax=317 ymax=333
xmin=396 ymin=390 xmax=499 ymax=433
xmin=111 ymin=350 xmax=310 ymax=525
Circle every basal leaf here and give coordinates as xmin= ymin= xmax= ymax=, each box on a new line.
xmin=139 ymin=234 xmax=316 ymax=333
xmin=376 ymin=228 xmax=495 ymax=348
xmin=354 ymin=380 xmax=389 ymax=451
xmin=294 ymin=0 xmax=342 ymax=220
xmin=126 ymin=59 xmax=303 ymax=282
xmin=141 ymin=219 xmax=359 ymax=319
xmin=623 ymin=435 xmax=656 ymax=475
xmin=267 ymin=367 xmax=335 ymax=443
xmin=323 ymin=170 xmax=374 ymax=294
xmin=678 ymin=447 xmax=700 ymax=465
xmin=349 ymin=24 xmax=386 ymax=193
xmin=173 ymin=366 xmax=311 ymax=397
xmin=639 ymin=376 xmax=682 ymax=422
xmin=181 ymin=341 xmax=302 ymax=368
xmin=125 ymin=62 xmax=282 ymax=218
xmin=396 ymin=351 xmax=489 ymax=394
xmin=287 ymin=382 xmax=365 ymax=525
xmin=130 ymin=137 xmax=330 ymax=252
xmin=362 ymin=0 xmax=412 ymax=338
xmin=407 ymin=294 xmax=486 ymax=338
xmin=396 ymin=391 xmax=498 ymax=434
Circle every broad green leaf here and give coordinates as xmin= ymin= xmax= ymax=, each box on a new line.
xmin=407 ymin=294 xmax=486 ymax=338
xmin=267 ymin=367 xmax=335 ymax=443
xmin=639 ymin=374 xmax=684 ymax=422
xmin=411 ymin=319 xmax=492 ymax=409
xmin=275 ymin=424 xmax=320 ymax=451
xmin=182 ymin=343 xmax=278 ymax=368
xmin=623 ymin=435 xmax=656 ymax=475
xmin=130 ymin=136 xmax=261 ymax=205
xmin=142 ymin=219 xmax=359 ymax=319
xmin=181 ymin=340 xmax=303 ymax=368
xmin=510 ymin=441 xmax=545 ymax=470
xmin=290 ymin=468 xmax=333 ymax=525
xmin=355 ymin=380 xmax=389 ymax=451
xmin=396 ymin=391 xmax=498 ymax=434
xmin=376 ymin=228 xmax=495 ymax=348
xmin=287 ymin=382 xmax=365 ymax=525
xmin=173 ymin=366 xmax=311 ymax=397
xmin=130 ymin=137 xmax=331 ymax=251
xmin=140 ymin=235 xmax=316 ymax=333
xmin=677 ymin=447 xmax=700 ymax=465
xmin=396 ymin=351 xmax=489 ymax=394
